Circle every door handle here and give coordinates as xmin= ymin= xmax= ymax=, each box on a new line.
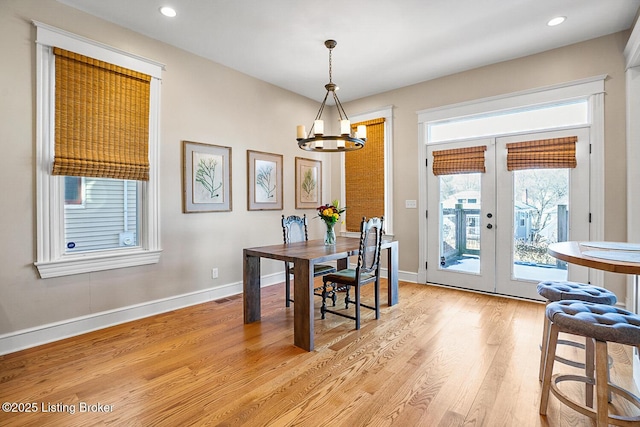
xmin=486 ymin=223 xmax=493 ymax=229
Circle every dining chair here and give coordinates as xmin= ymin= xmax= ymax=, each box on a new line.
xmin=320 ymin=216 xmax=384 ymax=329
xmin=281 ymin=214 xmax=337 ymax=307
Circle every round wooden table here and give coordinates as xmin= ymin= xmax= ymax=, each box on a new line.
xmin=547 ymin=241 xmax=640 ymax=275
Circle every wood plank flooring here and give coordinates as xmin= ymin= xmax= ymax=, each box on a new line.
xmin=0 ymin=281 xmax=637 ymax=426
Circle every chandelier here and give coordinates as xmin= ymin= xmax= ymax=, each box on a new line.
xmin=297 ymin=40 xmax=366 ymax=152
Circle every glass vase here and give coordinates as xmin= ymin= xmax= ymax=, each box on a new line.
xmin=324 ymin=222 xmax=336 ymax=245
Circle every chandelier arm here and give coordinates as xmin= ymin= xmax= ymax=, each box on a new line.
xmin=309 ymin=91 xmax=330 ymax=137
xmin=332 ymin=92 xmax=348 ymax=121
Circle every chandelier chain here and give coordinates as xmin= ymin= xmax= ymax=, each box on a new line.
xmin=328 ymin=46 xmax=333 ymax=83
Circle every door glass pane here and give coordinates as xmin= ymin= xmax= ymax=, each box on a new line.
xmin=439 ymin=173 xmax=481 ymax=274
xmin=512 ymin=169 xmax=568 ymax=281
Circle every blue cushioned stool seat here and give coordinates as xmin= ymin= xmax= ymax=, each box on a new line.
xmin=537 ymin=281 xmax=618 ymax=383
xmin=540 ymin=300 xmax=640 ymax=426
xmin=537 ymin=281 xmax=618 ymax=305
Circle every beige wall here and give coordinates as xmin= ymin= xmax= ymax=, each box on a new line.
xmin=0 ymin=0 xmax=631 ymax=343
xmin=341 ymin=31 xmax=630 ymax=299
xmin=0 ymin=0 xmax=325 ymax=336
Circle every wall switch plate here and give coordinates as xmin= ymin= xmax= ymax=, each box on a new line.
xmin=212 ymin=268 xmax=219 ymax=279
xmin=405 ymin=200 xmax=417 ymax=209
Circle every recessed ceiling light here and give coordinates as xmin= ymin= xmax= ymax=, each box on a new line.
xmin=159 ymin=6 xmax=177 ymax=18
xmin=547 ymin=16 xmax=566 ymax=27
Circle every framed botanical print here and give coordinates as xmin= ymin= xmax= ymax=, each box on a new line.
xmin=295 ymin=157 xmax=321 ymax=209
xmin=182 ymin=141 xmax=232 ymax=213
xmin=247 ymin=150 xmax=283 ymax=211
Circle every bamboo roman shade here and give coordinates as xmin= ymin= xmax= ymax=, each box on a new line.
xmin=345 ymin=118 xmax=385 ymax=232
xmin=52 ymin=47 xmax=151 ymax=181
xmin=506 ymin=136 xmax=577 ymax=171
xmin=432 ymin=145 xmax=487 ymax=176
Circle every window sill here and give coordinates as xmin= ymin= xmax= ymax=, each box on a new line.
xmin=35 ymin=249 xmax=162 ymax=278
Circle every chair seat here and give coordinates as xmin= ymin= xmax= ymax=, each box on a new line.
xmin=323 ymin=268 xmax=375 ymax=286
xmin=546 ymin=300 xmax=640 ymax=346
xmin=313 ymin=264 xmax=336 ymax=276
xmin=537 ymin=281 xmax=617 ymax=305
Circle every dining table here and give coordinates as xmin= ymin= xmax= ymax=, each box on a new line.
xmin=243 ymin=237 xmax=399 ymax=351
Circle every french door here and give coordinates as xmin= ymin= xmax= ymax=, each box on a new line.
xmin=426 ymin=128 xmax=590 ymax=300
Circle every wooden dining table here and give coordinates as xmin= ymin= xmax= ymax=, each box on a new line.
xmin=243 ymin=237 xmax=399 ymax=351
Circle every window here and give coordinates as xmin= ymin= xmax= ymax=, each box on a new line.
xmin=34 ymin=22 xmax=163 ymax=278
xmin=341 ymin=106 xmax=394 ymax=235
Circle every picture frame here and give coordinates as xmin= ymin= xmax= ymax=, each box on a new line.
xmin=295 ymin=157 xmax=322 ymax=209
xmin=247 ymin=150 xmax=283 ymax=211
xmin=182 ymin=141 xmax=232 ymax=213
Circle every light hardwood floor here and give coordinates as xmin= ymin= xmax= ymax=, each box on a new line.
xmin=0 ymin=281 xmax=637 ymax=426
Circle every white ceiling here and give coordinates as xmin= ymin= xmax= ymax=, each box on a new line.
xmin=57 ymin=0 xmax=640 ymax=103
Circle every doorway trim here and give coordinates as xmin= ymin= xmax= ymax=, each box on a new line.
xmin=416 ymin=75 xmax=606 ymax=286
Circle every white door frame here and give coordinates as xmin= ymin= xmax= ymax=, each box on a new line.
xmin=417 ymin=76 xmax=606 ymax=288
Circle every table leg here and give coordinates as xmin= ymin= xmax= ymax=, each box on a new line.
xmin=293 ymin=259 xmax=314 ymax=351
xmin=243 ymin=250 xmax=261 ymax=323
xmin=387 ymin=242 xmax=399 ymax=306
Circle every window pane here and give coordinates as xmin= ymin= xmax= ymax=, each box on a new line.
xmin=64 ymin=178 xmax=138 ymax=253
xmin=429 ymin=101 xmax=588 ymax=142
xmin=512 ymin=169 xmax=568 ymax=281
xmin=439 ymin=173 xmax=481 ymax=274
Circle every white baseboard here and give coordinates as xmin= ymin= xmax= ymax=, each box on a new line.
xmin=0 ymin=273 xmax=282 ymax=355
xmin=0 ymin=268 xmax=417 ymax=356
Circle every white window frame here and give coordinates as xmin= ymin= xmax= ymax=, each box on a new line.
xmin=340 ymin=105 xmax=394 ymax=236
xmin=33 ymin=21 xmax=163 ymax=278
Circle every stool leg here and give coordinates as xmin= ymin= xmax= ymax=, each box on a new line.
xmin=585 ymin=337 xmax=595 ymax=408
xmin=595 ymin=340 xmax=609 ymax=427
xmin=539 ymin=311 xmax=550 ymax=382
xmin=540 ymin=323 xmax=560 ymax=415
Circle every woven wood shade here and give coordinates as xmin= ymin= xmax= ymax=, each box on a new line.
xmin=432 ymin=145 xmax=487 ymax=176
xmin=53 ymin=47 xmax=151 ymax=181
xmin=345 ymin=118 xmax=385 ymax=232
xmin=506 ymin=136 xmax=577 ymax=171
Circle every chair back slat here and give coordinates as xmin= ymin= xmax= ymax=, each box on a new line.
xmin=282 ymin=215 xmax=308 ymax=244
xmin=357 ymin=216 xmax=384 ymax=276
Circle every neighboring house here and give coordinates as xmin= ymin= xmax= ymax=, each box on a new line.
xmin=64 ymin=177 xmax=138 ymax=252
xmin=514 ymin=201 xmax=535 ymax=241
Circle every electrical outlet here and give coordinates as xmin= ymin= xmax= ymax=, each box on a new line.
xmin=211 ymin=268 xmax=219 ymax=279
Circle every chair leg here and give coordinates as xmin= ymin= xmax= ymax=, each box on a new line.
xmin=540 ymin=323 xmax=560 ymax=415
xmin=585 ymin=337 xmax=595 ymax=408
xmin=374 ymin=278 xmax=380 ymax=319
xmin=321 ymin=280 xmax=329 ymax=319
xmin=594 ymin=340 xmax=609 ymax=427
xmin=345 ymin=286 xmax=351 ymax=309
xmin=539 ymin=303 xmax=550 ymax=382
xmin=354 ymin=284 xmax=361 ymax=330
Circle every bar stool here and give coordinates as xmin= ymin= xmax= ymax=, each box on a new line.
xmin=540 ymin=300 xmax=640 ymax=426
xmin=537 ymin=281 xmax=618 ymax=383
